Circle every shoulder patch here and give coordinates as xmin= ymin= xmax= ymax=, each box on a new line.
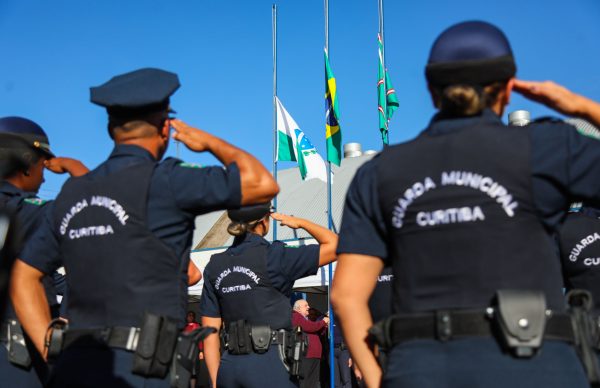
xmin=178 ymin=162 xmax=203 ymax=169
xmin=23 ymin=198 xmax=48 ymax=206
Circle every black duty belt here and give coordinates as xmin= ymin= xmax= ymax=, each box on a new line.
xmin=387 ymin=309 xmax=575 ymax=346
xmin=63 ymin=326 xmax=140 ymax=351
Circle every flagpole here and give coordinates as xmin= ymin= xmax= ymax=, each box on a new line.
xmin=324 ymin=0 xmax=335 ymax=387
xmin=272 ymin=3 xmax=278 ymax=241
xmin=378 ymin=0 xmax=387 ymax=146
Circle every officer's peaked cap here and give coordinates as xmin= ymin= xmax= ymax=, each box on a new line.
xmin=426 ymin=21 xmax=516 ymax=87
xmin=90 ymin=68 xmax=180 ymax=116
xmin=0 ymin=116 xmax=54 ymax=157
xmin=228 ymin=203 xmax=272 ymax=223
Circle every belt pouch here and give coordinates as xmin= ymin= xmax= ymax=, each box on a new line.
xmin=227 ymin=320 xmax=250 ymax=355
xmin=132 ymin=313 xmax=162 ymax=376
xmin=250 ymin=325 xmax=271 ymax=354
xmin=7 ymin=321 xmax=31 ymax=368
xmin=150 ymin=317 xmax=179 ymax=378
xmin=494 ymin=290 xmax=547 ymax=358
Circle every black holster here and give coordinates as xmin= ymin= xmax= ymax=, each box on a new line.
xmin=132 ymin=313 xmax=179 ymax=378
xmin=368 ymin=318 xmax=392 ymax=372
xmin=567 ymin=290 xmax=600 ymax=387
xmin=281 ymin=326 xmax=307 ymax=378
xmin=46 ymin=318 xmax=68 ymax=363
xmin=6 ymin=320 xmax=31 ymax=368
xmin=170 ymin=326 xmax=216 ymax=388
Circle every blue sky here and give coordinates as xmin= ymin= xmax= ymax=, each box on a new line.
xmin=1 ymin=0 xmax=599 ymax=199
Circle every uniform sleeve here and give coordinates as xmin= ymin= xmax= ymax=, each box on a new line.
xmin=198 ymin=266 xmax=221 ymax=318
xmin=530 ymin=124 xmax=600 ymax=229
xmin=271 ymin=241 xmax=320 ymax=284
xmin=337 ymin=159 xmax=388 ymax=260
xmin=19 ymin=203 xmax=63 ymax=275
xmin=166 ymin=160 xmax=242 ymax=214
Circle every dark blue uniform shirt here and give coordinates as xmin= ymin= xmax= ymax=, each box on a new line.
xmin=0 ymin=181 xmax=49 ymax=248
xmin=338 ymin=109 xmax=600 ymax=261
xmin=200 ymin=233 xmax=319 ymax=318
xmin=21 ymin=144 xmax=242 ymax=275
xmin=0 ymin=181 xmax=60 ymax=317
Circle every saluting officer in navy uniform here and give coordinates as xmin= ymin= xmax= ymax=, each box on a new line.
xmin=331 ymin=21 xmax=600 ymax=388
xmin=0 ymin=117 xmax=88 ymax=387
xmin=10 ymin=68 xmax=279 ymax=387
xmin=559 ymin=205 xmax=600 ymax=310
xmin=200 ymin=204 xmax=338 ymax=388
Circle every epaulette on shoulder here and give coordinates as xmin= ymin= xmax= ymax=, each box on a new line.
xmin=531 ymin=116 xmax=564 ymax=124
xmin=177 ymin=162 xmax=203 ymax=169
xmin=23 ymin=197 xmax=48 ymax=206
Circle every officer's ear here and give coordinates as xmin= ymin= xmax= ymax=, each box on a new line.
xmin=504 ymin=77 xmax=515 ymax=106
xmin=427 ymin=84 xmax=441 ymax=109
xmin=159 ymin=118 xmax=170 ymax=140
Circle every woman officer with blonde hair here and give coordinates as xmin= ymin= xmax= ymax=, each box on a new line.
xmin=200 ymin=203 xmax=337 ymax=387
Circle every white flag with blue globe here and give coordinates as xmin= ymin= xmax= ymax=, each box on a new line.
xmin=276 ymin=97 xmax=328 ymax=182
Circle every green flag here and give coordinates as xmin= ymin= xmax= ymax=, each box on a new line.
xmin=378 ymin=33 xmax=399 ymax=145
xmin=325 ymin=48 xmax=342 ymax=166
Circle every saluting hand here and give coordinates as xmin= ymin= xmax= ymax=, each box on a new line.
xmin=45 ymin=157 xmax=89 ymax=177
xmin=270 ymin=213 xmax=302 ymax=229
xmin=513 ymin=79 xmax=587 ymax=117
xmin=170 ymin=119 xmax=215 ymax=153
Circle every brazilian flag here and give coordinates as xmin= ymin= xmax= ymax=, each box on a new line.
xmin=325 ymin=48 xmax=342 ymax=166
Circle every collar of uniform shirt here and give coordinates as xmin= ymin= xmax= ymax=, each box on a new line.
xmin=229 ymin=232 xmax=268 ymax=253
xmin=108 ymin=143 xmax=158 ymax=162
xmin=425 ymin=108 xmax=503 ymax=136
xmin=0 ymin=180 xmax=31 ymax=196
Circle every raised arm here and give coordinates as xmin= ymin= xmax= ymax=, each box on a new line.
xmin=170 ymin=119 xmax=279 ymax=205
xmin=44 ymin=157 xmax=89 ymax=177
xmin=271 ymin=213 xmax=338 ymax=266
xmin=513 ymin=79 xmax=600 ymax=128
xmin=201 ymin=316 xmax=222 ymax=388
xmin=10 ymin=259 xmax=52 ymax=357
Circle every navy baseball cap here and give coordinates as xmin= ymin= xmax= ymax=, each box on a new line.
xmin=228 ymin=203 xmax=272 ymax=223
xmin=90 ymin=68 xmax=180 ymax=116
xmin=426 ymin=21 xmax=516 ymax=87
xmin=0 ymin=116 xmax=54 ymax=157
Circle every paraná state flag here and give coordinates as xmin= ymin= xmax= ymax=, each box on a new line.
xmin=378 ymin=33 xmax=399 ymax=145
xmin=276 ymin=96 xmax=327 ymax=182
